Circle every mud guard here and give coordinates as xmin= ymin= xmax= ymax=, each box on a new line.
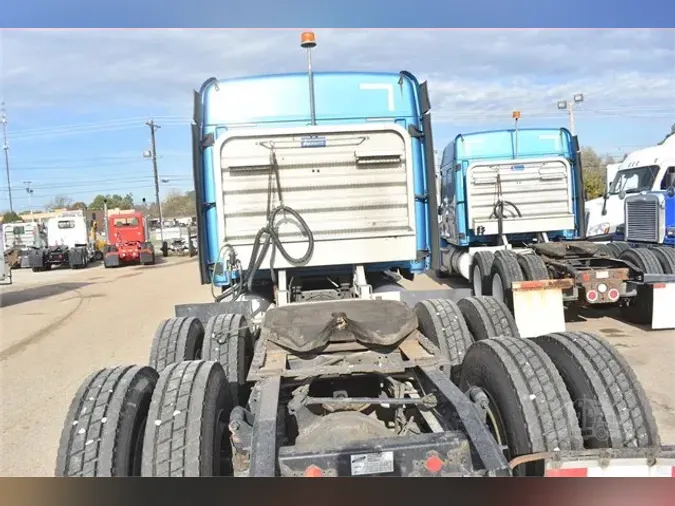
xmin=104 ymin=252 xmax=120 ymax=268
xmin=641 ymin=281 xmax=675 ymax=330
xmin=140 ymin=242 xmax=155 ymax=265
xmin=510 ymin=279 xmax=574 ymax=338
xmin=68 ymin=247 xmax=86 ymax=268
xmin=28 ymin=249 xmax=45 ymax=269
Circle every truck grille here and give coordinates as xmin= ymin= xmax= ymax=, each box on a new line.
xmin=625 ymin=196 xmax=659 ymax=243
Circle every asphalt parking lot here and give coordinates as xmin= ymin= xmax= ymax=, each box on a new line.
xmin=1 ymin=258 xmax=673 ymax=476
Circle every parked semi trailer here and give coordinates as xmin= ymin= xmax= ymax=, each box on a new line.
xmin=103 ymin=211 xmax=156 ymax=268
xmin=2 ymin=221 xmax=45 ymax=269
xmin=586 ymin=135 xmax=675 ymax=241
xmin=55 ymin=33 xmax=675 ymax=478
xmin=29 ymin=210 xmax=95 ymax=271
xmin=436 ymin=127 xmax=675 ymax=332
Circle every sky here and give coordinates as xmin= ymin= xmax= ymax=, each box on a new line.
xmin=0 ymin=28 xmax=674 ymax=213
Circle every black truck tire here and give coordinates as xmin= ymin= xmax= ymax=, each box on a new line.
xmin=490 ymin=252 xmax=525 ymax=310
xmin=141 ymin=361 xmax=234 ymax=477
xmin=533 ymin=331 xmax=660 ymax=449
xmin=55 ymin=366 xmax=158 ymax=477
xmin=415 ymin=299 xmax=474 ymax=382
xmin=517 ymin=254 xmax=549 ymax=281
xmin=600 ymin=242 xmax=630 ymax=259
xmin=201 ymin=314 xmax=252 ymax=407
xmin=470 ymin=251 xmax=495 ymax=296
xmin=149 ymin=317 xmax=205 ymax=372
xmin=457 ymin=296 xmax=520 ymax=340
xmin=460 ymin=337 xmax=583 ymax=476
xmin=618 ymin=247 xmax=664 ymax=274
xmin=651 ymin=247 xmax=675 ymax=274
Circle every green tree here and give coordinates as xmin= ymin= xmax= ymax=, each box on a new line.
xmin=1 ymin=211 xmax=23 ymax=223
xmin=45 ymin=194 xmax=74 ymax=211
xmin=161 ymin=189 xmax=196 ymax=218
xmin=580 ymin=147 xmax=607 ymax=200
xmin=89 ymin=193 xmax=134 ymax=210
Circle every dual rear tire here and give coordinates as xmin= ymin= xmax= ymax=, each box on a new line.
xmin=470 ymin=251 xmax=549 ymax=311
xmin=56 ymin=298 xmax=661 ymax=477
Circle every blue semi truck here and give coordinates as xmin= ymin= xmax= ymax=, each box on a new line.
xmin=436 ymin=127 xmax=675 ymax=333
xmin=54 ymin=33 xmax=675 ymax=478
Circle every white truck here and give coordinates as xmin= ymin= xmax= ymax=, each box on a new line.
xmin=586 ymin=136 xmax=675 ymax=240
xmin=28 ymin=210 xmax=95 ymax=271
xmin=2 ymin=221 xmax=46 ymax=269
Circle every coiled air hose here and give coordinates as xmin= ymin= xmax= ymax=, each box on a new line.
xmin=489 ymin=173 xmax=522 ymax=239
xmin=213 ymin=148 xmax=314 ymax=303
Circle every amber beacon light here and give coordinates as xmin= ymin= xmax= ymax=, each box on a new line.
xmin=301 ymin=31 xmax=317 ymax=48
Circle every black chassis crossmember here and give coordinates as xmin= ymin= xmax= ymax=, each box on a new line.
xmin=240 ymin=367 xmax=511 ymax=477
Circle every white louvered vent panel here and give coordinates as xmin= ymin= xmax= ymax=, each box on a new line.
xmin=218 ymin=128 xmax=415 ymax=245
xmin=467 ymin=159 xmax=575 ymax=226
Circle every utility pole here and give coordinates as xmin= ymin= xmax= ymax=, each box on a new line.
xmin=557 ymin=94 xmax=585 ymax=135
xmin=2 ymin=102 xmax=13 ymax=213
xmin=23 ymin=180 xmax=34 ymax=221
xmin=144 ymin=120 xmax=164 ymax=243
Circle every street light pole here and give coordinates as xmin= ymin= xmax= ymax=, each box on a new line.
xmin=557 ymin=93 xmax=585 ymax=135
xmin=23 ymin=181 xmax=34 ymax=221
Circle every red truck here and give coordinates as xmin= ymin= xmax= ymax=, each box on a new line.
xmin=103 ymin=211 xmax=156 ymax=268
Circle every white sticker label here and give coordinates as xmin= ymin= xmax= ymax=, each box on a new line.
xmin=596 ymin=271 xmax=609 ymax=279
xmin=350 ymin=451 xmax=394 ymax=476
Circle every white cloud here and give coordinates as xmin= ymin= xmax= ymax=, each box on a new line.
xmin=1 ymin=29 xmax=674 ymax=124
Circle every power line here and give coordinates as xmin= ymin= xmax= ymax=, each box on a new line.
xmin=6 ymin=181 xmax=194 ymax=203
xmin=10 ymin=158 xmax=188 ymax=172
xmin=8 ymin=116 xmax=189 ymax=137
xmin=0 ymin=174 xmax=193 ymax=192
xmin=4 ymin=104 xmax=674 ymax=142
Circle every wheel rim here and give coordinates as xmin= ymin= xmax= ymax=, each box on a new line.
xmin=472 ymin=267 xmax=482 ymax=296
xmin=492 ymin=273 xmax=504 ymax=303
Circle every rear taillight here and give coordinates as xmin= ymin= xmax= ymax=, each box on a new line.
xmin=586 ymin=290 xmax=598 ymax=303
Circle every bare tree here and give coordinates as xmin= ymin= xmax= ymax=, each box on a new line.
xmin=45 ymin=194 xmax=74 ymax=211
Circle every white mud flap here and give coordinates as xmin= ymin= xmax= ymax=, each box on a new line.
xmin=511 ymin=279 xmax=574 ymax=338
xmin=651 ymin=282 xmax=675 ymax=330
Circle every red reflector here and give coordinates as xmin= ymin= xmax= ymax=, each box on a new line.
xmin=582 ymin=273 xmax=591 ymax=282
xmin=653 ymin=283 xmax=666 ymax=289
xmin=608 ymin=288 xmax=620 ymax=301
xmin=425 ymin=455 xmax=444 ymax=473
xmin=304 ymin=465 xmax=324 ymax=477
xmin=545 ymin=468 xmax=588 ymax=477
xmin=586 ymin=290 xmax=598 ymax=302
